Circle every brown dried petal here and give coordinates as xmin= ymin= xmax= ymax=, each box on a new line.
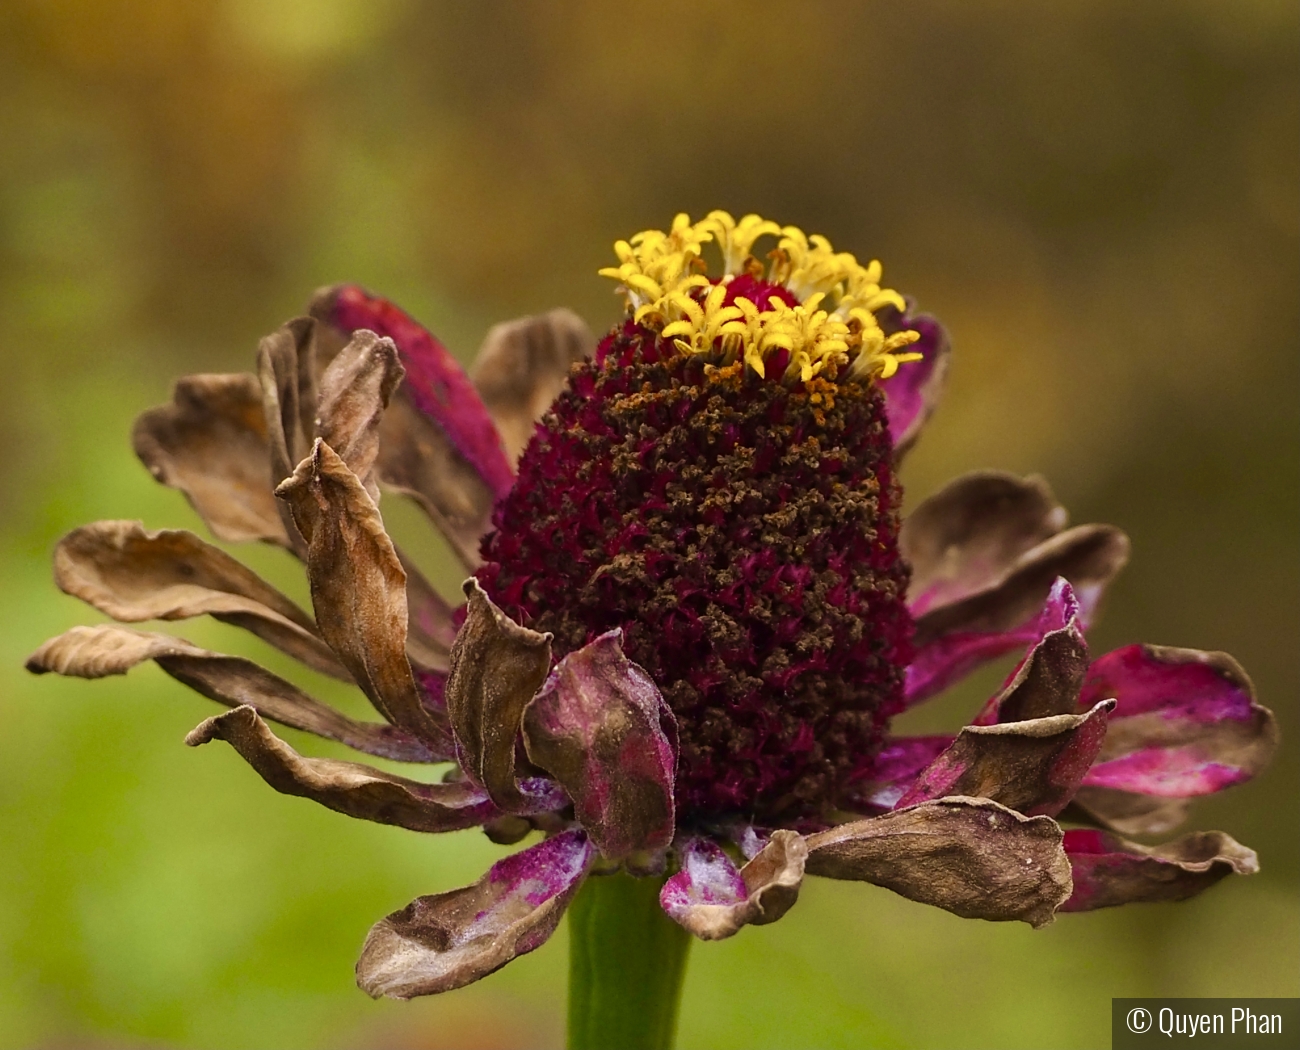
xmin=256 ymin=317 xmax=319 ymax=554
xmin=275 ymin=439 xmax=445 ymax=745
xmin=357 ymin=830 xmax=593 ymax=998
xmin=914 ymin=523 xmax=1130 ymax=647
xmin=659 ymin=831 xmax=807 ymax=940
xmin=469 ymin=309 xmax=594 ymax=464
xmin=1064 ymin=788 xmax=1192 ymax=838
xmin=896 ymin=701 xmax=1114 ymax=817
xmin=903 ymin=472 xmax=1066 ymax=617
xmin=1060 ymin=828 xmax=1258 ymax=911
xmin=133 ymin=373 xmax=290 ymax=547
xmin=316 ymin=329 xmax=405 ymax=502
xmin=804 ymin=796 xmax=1072 ymax=928
xmin=26 ymin=624 xmax=443 ymax=762
xmin=186 ymin=706 xmax=491 ymax=830
xmin=446 ymin=579 xmax=552 ymax=812
xmin=395 ymin=547 xmax=455 ymax=672
xmin=53 ymin=520 xmax=349 ymax=681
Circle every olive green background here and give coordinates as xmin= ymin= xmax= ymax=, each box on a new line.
xmin=1 ymin=3 xmax=1296 ymax=1048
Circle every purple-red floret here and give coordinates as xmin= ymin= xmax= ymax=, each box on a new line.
xmin=478 ymin=318 xmax=914 ymax=825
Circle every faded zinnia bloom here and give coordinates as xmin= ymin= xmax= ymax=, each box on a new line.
xmin=26 ymin=212 xmax=1277 ymax=998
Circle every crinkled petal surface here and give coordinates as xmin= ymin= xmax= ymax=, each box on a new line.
xmin=26 ymin=624 xmax=444 ymax=762
xmin=804 ymin=796 xmax=1072 ymax=928
xmin=276 ymin=439 xmax=446 ymax=745
xmin=256 ymin=316 xmax=319 ymax=553
xmin=895 ymin=701 xmax=1114 ymax=816
xmin=446 ymin=580 xmax=553 ymax=812
xmin=316 ymin=328 xmax=405 ymax=502
xmin=186 ymin=706 xmax=495 ymax=831
xmin=660 ymin=831 xmax=806 ymax=940
xmin=53 ymin=520 xmax=349 ymax=680
xmin=469 ymin=309 xmax=594 ymax=464
xmin=522 ymin=630 xmax=675 ymax=859
xmin=356 ymin=829 xmax=594 ymax=999
xmin=1059 ymin=828 xmax=1258 ymax=911
xmin=133 ymin=373 xmax=290 ymax=547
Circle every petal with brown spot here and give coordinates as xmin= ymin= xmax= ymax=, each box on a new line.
xmin=26 ymin=624 xmax=445 ymax=762
xmin=470 ymin=309 xmax=594 ymax=464
xmin=1059 ymin=828 xmax=1257 ymax=911
xmin=446 ymin=579 xmax=552 ymax=813
xmin=187 ymin=706 xmax=490 ymax=829
xmin=356 ymin=830 xmax=594 ymax=999
xmin=53 ymin=520 xmax=349 ymax=681
xmin=275 ymin=439 xmax=446 ymax=746
xmin=659 ymin=831 xmax=806 ymax=940
xmin=522 ymin=630 xmax=675 ymax=859
xmin=804 ymin=796 xmax=1072 ymax=928
xmin=133 ymin=373 xmax=289 ymax=547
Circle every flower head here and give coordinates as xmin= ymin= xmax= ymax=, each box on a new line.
xmin=27 ymin=213 xmax=1277 ymax=999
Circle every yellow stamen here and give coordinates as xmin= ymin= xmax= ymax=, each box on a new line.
xmin=600 ymin=211 xmax=922 ymax=387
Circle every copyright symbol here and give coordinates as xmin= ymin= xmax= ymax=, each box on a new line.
xmin=1127 ymin=1007 xmax=1153 ymax=1034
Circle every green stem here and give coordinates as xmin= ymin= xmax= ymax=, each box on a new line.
xmin=567 ymin=871 xmax=692 ymax=1050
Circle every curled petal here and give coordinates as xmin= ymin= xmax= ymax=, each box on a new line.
xmin=805 ymin=796 xmax=1072 ymax=928
xmin=913 ymin=523 xmax=1128 ymax=650
xmin=895 ymin=701 xmax=1114 ymax=817
xmin=903 ymin=472 xmax=1065 ymax=618
xmin=186 ymin=706 xmax=494 ymax=830
xmin=1063 ymin=789 xmax=1190 ymax=839
xmin=316 ymin=329 xmax=405 ymax=502
xmin=52 ymin=520 xmax=349 ymax=681
xmin=356 ymin=830 xmax=594 ymax=998
xmin=1059 ymin=828 xmax=1258 ymax=912
xmin=1079 ymin=645 xmax=1278 ymax=797
xmin=522 ymin=630 xmax=675 ymax=859
xmin=972 ymin=577 xmax=1089 ymax=724
xmin=876 ymin=308 xmax=949 ymax=457
xmin=276 ymin=439 xmax=446 ymax=746
xmin=446 ymin=580 xmax=552 ymax=812
xmin=906 ymin=574 xmax=1084 ymax=706
xmin=256 ymin=316 xmax=319 ymax=552
xmin=395 ymin=548 xmax=456 ymax=672
xmin=470 ymin=309 xmax=594 ymax=464
xmin=660 ymin=831 xmax=807 ymax=940
xmin=26 ymin=624 xmax=445 ymax=762
xmin=133 ymin=373 xmax=290 ymax=547
xmin=312 ymin=285 xmax=508 ymax=569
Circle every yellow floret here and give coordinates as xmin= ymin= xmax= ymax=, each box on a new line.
xmin=600 ymin=211 xmax=922 ymax=386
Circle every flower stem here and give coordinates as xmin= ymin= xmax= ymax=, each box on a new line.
xmin=567 ymin=871 xmax=692 ymax=1050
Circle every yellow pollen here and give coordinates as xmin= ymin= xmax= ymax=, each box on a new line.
xmin=599 ymin=210 xmax=923 ymax=386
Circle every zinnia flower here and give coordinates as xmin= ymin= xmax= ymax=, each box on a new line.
xmin=26 ymin=213 xmax=1276 ymax=1011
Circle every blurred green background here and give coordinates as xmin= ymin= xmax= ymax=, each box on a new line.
xmin=1 ymin=2 xmax=1296 ymax=1048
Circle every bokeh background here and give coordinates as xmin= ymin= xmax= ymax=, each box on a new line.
xmin=1 ymin=2 xmax=1296 ymax=1048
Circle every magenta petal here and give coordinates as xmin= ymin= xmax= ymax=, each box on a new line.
xmin=841 ymin=735 xmax=955 ymax=813
xmin=1059 ymin=828 xmax=1257 ymax=912
xmin=321 ymin=285 xmax=515 ymax=502
xmin=661 ymin=838 xmax=747 ymax=913
xmin=356 ymin=829 xmax=594 ymax=998
xmin=906 ymin=577 xmax=1079 ymax=707
xmin=1077 ymin=644 xmax=1278 ymax=799
xmin=877 ymin=309 xmax=949 ymax=454
xmin=522 ymin=630 xmax=676 ymax=858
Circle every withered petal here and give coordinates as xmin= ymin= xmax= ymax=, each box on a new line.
xmin=469 ymin=309 xmax=594 ymax=464
xmin=522 ymin=630 xmax=675 ymax=859
xmin=187 ymin=706 xmax=491 ymax=830
xmin=53 ymin=520 xmax=349 ymax=681
xmin=27 ymin=624 xmax=444 ymax=761
xmin=317 ymin=329 xmax=406 ymax=503
xmin=312 ymin=284 xmax=509 ymax=571
xmin=394 ymin=547 xmax=456 ymax=672
xmin=903 ymin=472 xmax=1066 ymax=615
xmin=659 ymin=831 xmax=807 ymax=941
xmin=446 ymin=579 xmax=552 ymax=813
xmin=895 ymin=701 xmax=1114 ymax=817
xmin=133 ymin=373 xmax=290 ymax=547
xmin=256 ymin=317 xmax=319 ymax=555
xmin=805 ymin=796 xmax=1072 ymax=928
xmin=913 ymin=523 xmax=1130 ymax=649
xmin=275 ymin=439 xmax=448 ymax=746
xmin=356 ymin=829 xmax=594 ymax=999
xmin=1062 ymin=789 xmax=1191 ymax=838
xmin=1059 ymin=828 xmax=1258 ymax=911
